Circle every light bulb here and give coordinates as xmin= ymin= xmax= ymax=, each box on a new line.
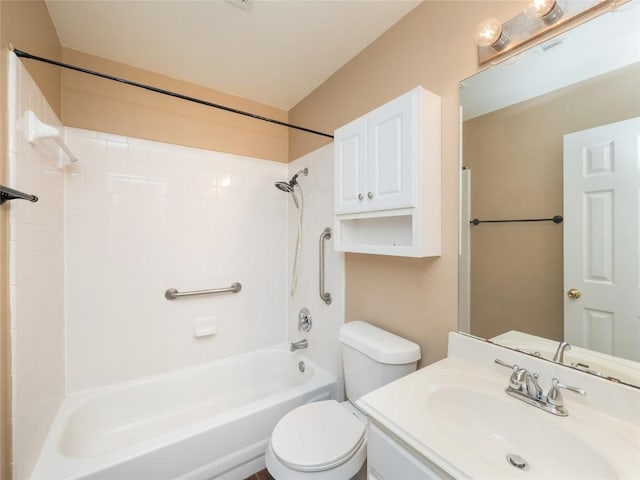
xmin=525 ymin=0 xmax=563 ymax=24
xmin=475 ymin=18 xmax=509 ymax=50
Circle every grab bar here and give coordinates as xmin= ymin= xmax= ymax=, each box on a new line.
xmin=319 ymin=227 xmax=332 ymax=305
xmin=165 ymin=282 xmax=242 ymax=300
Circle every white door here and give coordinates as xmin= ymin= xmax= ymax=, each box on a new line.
xmin=334 ymin=117 xmax=367 ymax=214
xmin=563 ymin=117 xmax=640 ymax=362
xmin=366 ymin=89 xmax=416 ymax=212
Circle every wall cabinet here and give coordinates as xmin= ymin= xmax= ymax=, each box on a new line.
xmin=334 ymin=86 xmax=441 ymax=257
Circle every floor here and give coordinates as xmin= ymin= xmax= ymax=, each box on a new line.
xmin=243 ymin=468 xmax=274 ymax=480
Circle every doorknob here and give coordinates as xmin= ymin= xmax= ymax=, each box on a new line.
xmin=567 ymin=288 xmax=582 ymax=299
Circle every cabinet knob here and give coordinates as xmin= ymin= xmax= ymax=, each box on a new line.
xmin=367 ymin=192 xmax=373 ymax=199
xmin=358 ymin=193 xmax=364 ymax=201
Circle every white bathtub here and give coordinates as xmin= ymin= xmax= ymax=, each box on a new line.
xmin=33 ymin=346 xmax=337 ymax=479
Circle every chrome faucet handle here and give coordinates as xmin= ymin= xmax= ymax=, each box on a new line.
xmin=547 ymin=378 xmax=586 ymax=407
xmin=525 ymin=372 xmax=543 ymax=400
xmin=495 ymin=358 xmax=515 ymax=369
xmin=495 ymin=359 xmax=527 ymax=390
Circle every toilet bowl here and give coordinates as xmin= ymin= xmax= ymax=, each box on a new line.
xmin=266 ymin=321 xmax=421 ymax=479
xmin=265 ymin=400 xmax=367 ymax=479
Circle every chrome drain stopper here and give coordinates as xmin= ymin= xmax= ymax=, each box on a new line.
xmin=506 ymin=454 xmax=528 ymax=470
xmin=298 ymin=361 xmax=305 ymax=373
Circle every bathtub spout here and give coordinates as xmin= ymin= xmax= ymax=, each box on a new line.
xmin=290 ymin=339 xmax=308 ymax=351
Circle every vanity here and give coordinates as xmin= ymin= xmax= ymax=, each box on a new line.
xmin=357 ymin=333 xmax=640 ymax=479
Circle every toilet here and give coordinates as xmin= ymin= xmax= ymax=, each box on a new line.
xmin=265 ymin=321 xmax=421 ymax=479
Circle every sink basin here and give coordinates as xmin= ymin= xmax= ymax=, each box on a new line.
xmin=428 ymin=387 xmax=619 ymax=479
xmin=357 ymin=356 xmax=640 ymax=479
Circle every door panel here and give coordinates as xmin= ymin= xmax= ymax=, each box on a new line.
xmin=335 ymin=119 xmax=367 ymax=214
xmin=563 ymin=117 xmax=640 ymax=361
xmin=366 ymin=92 xmax=416 ymax=211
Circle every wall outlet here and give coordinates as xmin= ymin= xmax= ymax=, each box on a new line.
xmin=193 ymin=316 xmax=217 ymax=338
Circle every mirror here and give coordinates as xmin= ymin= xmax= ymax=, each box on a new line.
xmin=458 ymin=2 xmax=640 ymax=387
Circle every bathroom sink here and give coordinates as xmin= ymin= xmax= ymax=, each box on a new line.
xmin=357 ymin=356 xmax=640 ymax=479
xmin=427 ymin=386 xmax=619 ymax=479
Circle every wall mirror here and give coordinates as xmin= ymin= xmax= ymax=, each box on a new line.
xmin=458 ymin=1 xmax=640 ymax=388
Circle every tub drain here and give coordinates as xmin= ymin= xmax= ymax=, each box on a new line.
xmin=506 ymin=454 xmax=528 ymax=470
xmin=298 ymin=361 xmax=305 ymax=373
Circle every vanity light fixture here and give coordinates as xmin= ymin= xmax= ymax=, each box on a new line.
xmin=476 ymin=0 xmax=618 ymax=66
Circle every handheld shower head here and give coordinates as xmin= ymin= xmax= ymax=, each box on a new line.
xmin=274 ymin=168 xmax=308 ymax=298
xmin=274 ymin=181 xmax=295 ymax=193
xmin=274 ymin=167 xmax=309 ymax=201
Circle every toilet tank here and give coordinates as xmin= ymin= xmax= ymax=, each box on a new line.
xmin=339 ymin=321 xmax=421 ymax=402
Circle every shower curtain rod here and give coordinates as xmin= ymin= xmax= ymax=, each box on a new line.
xmin=13 ymin=48 xmax=334 ymax=139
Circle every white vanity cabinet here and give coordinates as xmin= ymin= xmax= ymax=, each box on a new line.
xmin=367 ymin=423 xmax=451 ymax=480
xmin=333 ymin=86 xmax=441 ymax=257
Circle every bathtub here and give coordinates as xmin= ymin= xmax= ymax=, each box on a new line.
xmin=33 ymin=346 xmax=337 ymax=479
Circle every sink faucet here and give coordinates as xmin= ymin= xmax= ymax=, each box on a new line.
xmin=525 ymin=372 xmax=543 ymax=400
xmin=552 ymin=341 xmax=572 ymax=363
xmin=495 ymin=359 xmax=585 ymax=416
xmin=290 ymin=339 xmax=308 ymax=351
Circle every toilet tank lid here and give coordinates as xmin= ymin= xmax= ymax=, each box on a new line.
xmin=339 ymin=321 xmax=421 ymax=365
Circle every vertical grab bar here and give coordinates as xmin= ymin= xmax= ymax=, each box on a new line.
xmin=319 ymin=227 xmax=332 ymax=305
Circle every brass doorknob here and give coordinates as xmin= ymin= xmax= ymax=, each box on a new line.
xmin=567 ymin=288 xmax=582 ymax=299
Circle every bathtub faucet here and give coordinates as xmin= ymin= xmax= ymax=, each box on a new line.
xmin=290 ymin=339 xmax=308 ymax=351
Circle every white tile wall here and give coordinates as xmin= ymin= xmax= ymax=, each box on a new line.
xmin=7 ymin=52 xmax=66 ymax=479
xmin=64 ymin=128 xmax=289 ymax=392
xmin=287 ymin=145 xmax=346 ymax=399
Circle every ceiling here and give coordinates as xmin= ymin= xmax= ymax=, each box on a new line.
xmin=44 ymin=0 xmax=422 ymax=111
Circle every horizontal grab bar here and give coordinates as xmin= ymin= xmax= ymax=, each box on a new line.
xmin=165 ymin=282 xmax=242 ymax=300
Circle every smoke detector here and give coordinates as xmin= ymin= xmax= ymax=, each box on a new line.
xmin=225 ymin=0 xmax=253 ymax=10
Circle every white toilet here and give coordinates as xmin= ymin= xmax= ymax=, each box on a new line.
xmin=265 ymin=321 xmax=421 ymax=479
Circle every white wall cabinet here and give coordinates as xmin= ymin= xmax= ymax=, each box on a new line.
xmin=334 ymin=86 xmax=441 ymax=257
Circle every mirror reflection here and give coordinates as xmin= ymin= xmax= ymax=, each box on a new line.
xmin=459 ymin=3 xmax=640 ymax=387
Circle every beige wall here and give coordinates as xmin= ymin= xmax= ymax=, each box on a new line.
xmin=61 ymin=48 xmax=290 ymax=163
xmin=0 ymin=2 xmax=61 ymax=478
xmin=1 ymin=1 xmax=62 ymax=115
xmin=289 ymin=1 xmax=528 ymax=366
xmin=465 ymin=63 xmax=640 ymax=341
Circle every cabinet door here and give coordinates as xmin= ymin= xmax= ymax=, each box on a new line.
xmin=367 ymin=423 xmax=450 ymax=479
xmin=366 ymin=90 xmax=417 ymax=212
xmin=335 ymin=118 xmax=368 ymax=214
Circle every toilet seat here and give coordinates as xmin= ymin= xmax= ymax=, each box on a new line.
xmin=270 ymin=400 xmax=365 ymax=472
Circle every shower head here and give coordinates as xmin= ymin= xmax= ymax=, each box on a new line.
xmin=274 ymin=167 xmax=309 ymax=194
xmin=275 ymin=181 xmax=295 ymax=193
